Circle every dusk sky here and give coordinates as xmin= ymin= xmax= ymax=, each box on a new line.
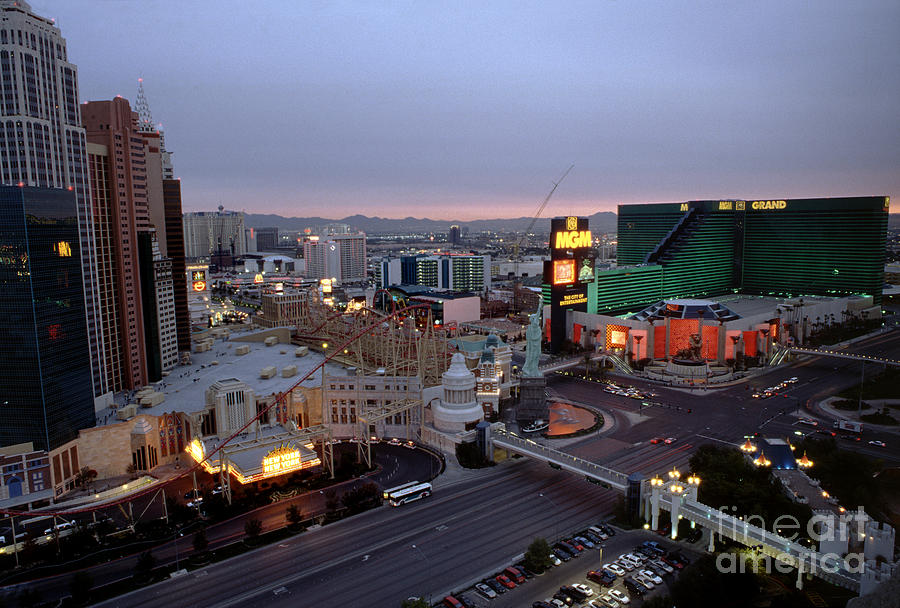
xmin=39 ymin=1 xmax=900 ymax=221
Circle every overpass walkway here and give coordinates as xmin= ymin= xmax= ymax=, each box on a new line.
xmin=786 ymin=347 xmax=900 ymax=368
xmin=493 ymin=428 xmax=861 ymax=591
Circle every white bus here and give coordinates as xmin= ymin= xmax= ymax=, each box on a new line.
xmin=387 ymin=482 xmax=433 ymax=507
xmin=382 ymin=481 xmax=421 ymax=501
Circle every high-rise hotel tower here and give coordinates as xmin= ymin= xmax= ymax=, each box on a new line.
xmin=0 ymin=0 xmax=106 ymax=397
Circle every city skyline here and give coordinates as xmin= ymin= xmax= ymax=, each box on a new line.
xmin=39 ymin=0 xmax=900 ymax=220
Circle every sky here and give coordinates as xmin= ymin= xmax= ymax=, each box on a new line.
xmin=36 ymin=0 xmax=900 ymax=221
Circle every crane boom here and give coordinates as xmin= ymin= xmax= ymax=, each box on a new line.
xmin=520 ymin=163 xmax=574 ymax=243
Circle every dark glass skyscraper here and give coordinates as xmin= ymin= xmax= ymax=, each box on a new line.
xmin=0 ymin=185 xmax=95 ymax=450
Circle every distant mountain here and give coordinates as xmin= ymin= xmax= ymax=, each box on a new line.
xmin=244 ymin=211 xmax=619 ymax=234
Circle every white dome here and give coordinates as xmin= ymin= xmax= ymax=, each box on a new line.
xmin=434 ymin=352 xmax=483 ymax=432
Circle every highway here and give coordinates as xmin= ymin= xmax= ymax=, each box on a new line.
xmin=95 ymin=459 xmax=619 ymax=607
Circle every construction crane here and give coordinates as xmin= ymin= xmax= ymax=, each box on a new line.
xmin=511 ymin=164 xmax=574 ymax=315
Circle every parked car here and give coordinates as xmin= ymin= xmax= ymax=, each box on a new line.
xmin=570 ymin=583 xmax=594 ymax=598
xmin=575 ymin=535 xmax=595 ymax=548
xmin=623 ymin=578 xmax=647 ymax=596
xmin=603 ymin=563 xmax=626 ymax=576
xmin=442 ymin=596 xmax=464 ymax=608
xmin=485 ymin=578 xmax=506 ymax=594
xmin=514 ymin=563 xmax=537 ymax=578
xmin=44 ymin=520 xmax=75 ymax=535
xmin=548 ymin=553 xmax=562 ymax=566
xmin=475 ymin=582 xmax=496 ymax=599
xmin=587 ymin=569 xmax=616 ymax=586
xmin=504 ymin=566 xmax=525 ymax=584
xmin=633 ymin=573 xmax=656 ymax=589
xmin=639 ymin=569 xmax=663 ymax=585
xmin=552 ymin=591 xmax=575 ymax=606
xmin=608 ymin=589 xmax=630 ymax=604
xmin=651 ymin=559 xmax=674 ymax=574
xmin=496 ymin=574 xmax=516 ymax=589
xmin=592 ymin=595 xmax=620 ymax=608
xmin=533 ymin=602 xmax=554 ymax=608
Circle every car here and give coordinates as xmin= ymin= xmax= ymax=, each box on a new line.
xmin=403 ymin=440 xmax=416 ymax=449
xmin=388 ymin=437 xmax=401 ymax=445
xmin=566 ymin=539 xmax=585 ymax=552
xmin=570 ymin=583 xmax=594 ymax=598
xmin=583 ymin=530 xmax=603 ymax=544
xmin=841 ymin=435 xmax=862 ymax=442
xmin=869 ymin=440 xmax=887 ymax=447
xmin=514 ymin=563 xmax=536 ymax=579
xmin=603 ymin=563 xmax=625 ymax=576
xmin=575 ymin=535 xmax=595 ymax=548
xmin=787 ymin=377 xmax=799 ymax=383
xmin=634 ymin=573 xmax=656 ymax=589
xmin=608 ymin=589 xmax=630 ymax=604
xmin=553 ymin=548 xmax=571 ymax=562
xmin=798 ymin=418 xmax=818 ymax=426
xmin=552 ymin=591 xmax=575 ymax=606
xmin=600 ymin=524 xmax=615 ymax=537
xmin=442 ymin=596 xmax=464 ymax=608
xmin=623 ymin=578 xmax=648 ymax=596
xmin=548 ymin=599 xmax=566 ymax=608
xmin=548 ymin=553 xmax=562 ymax=566
xmin=588 ymin=525 xmax=609 ymax=540
xmin=485 ymin=578 xmax=506 ymax=594
xmin=187 ymin=497 xmax=204 ymax=508
xmin=617 ymin=557 xmax=638 ymax=570
xmin=504 ymin=566 xmax=525 ymax=583
xmin=496 ymin=574 xmax=516 ymax=589
xmin=639 ymin=569 xmax=663 ymax=585
xmin=211 ymin=484 xmax=224 ymax=495
xmin=664 ymin=437 xmax=677 ymax=444
xmin=651 ymin=559 xmax=674 ymax=574
xmin=624 ymin=552 xmax=646 ymax=564
xmin=751 ymin=392 xmax=762 ymax=399
xmin=587 ymin=569 xmax=616 ymax=586
xmin=592 ymin=595 xmax=621 ymax=608
xmin=44 ymin=520 xmax=75 ymax=535
xmin=646 ymin=563 xmax=668 ymax=578
xmin=475 ymin=582 xmax=496 ymax=599
xmin=533 ymin=602 xmax=554 ymax=608
xmin=650 ymin=437 xmax=664 ymax=444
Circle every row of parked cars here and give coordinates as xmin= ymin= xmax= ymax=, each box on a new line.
xmin=440 ymin=523 xmax=617 ymax=607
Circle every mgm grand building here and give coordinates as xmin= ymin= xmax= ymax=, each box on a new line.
xmin=547 ymin=196 xmax=889 ymax=381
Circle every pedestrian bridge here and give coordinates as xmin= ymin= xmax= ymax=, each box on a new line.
xmin=492 ymin=428 xmax=861 ymax=592
xmin=787 ymin=347 xmax=900 ymax=368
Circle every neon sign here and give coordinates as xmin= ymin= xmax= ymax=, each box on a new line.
xmin=262 ymin=445 xmax=302 ymax=478
xmin=552 ymin=259 xmax=576 ymax=285
xmin=751 ymin=200 xmax=787 ymax=210
xmin=192 ymin=281 xmax=207 ymax=292
xmin=553 ymin=230 xmax=592 ymax=249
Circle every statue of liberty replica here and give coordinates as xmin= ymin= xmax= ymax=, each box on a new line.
xmin=517 ymin=303 xmax=549 ymax=427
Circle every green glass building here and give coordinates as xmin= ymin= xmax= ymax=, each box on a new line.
xmin=594 ymin=196 xmax=889 ymax=315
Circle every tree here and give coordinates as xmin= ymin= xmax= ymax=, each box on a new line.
xmin=523 ymin=537 xmax=553 ymax=573
xmin=244 ymin=518 xmax=263 ymax=543
xmin=69 ymin=570 xmax=93 ymax=606
xmin=192 ymin=529 xmax=209 ymax=553
xmin=341 ymin=483 xmax=381 ymax=514
xmin=400 ymin=598 xmax=429 ymax=608
xmin=285 ymin=504 xmax=303 ymax=528
xmin=74 ymin=466 xmax=97 ymax=490
xmin=324 ymin=489 xmax=340 ymax=513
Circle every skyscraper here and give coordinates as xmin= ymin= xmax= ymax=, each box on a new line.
xmin=0 ymin=185 xmax=95 ymax=450
xmin=303 ymin=229 xmax=367 ymax=284
xmin=83 ymin=98 xmax=150 ymax=390
xmin=0 ymin=0 xmax=106 ymax=397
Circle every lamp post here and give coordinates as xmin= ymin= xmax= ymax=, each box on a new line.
xmin=411 ymin=544 xmax=431 ymax=605
xmin=539 ymin=492 xmax=559 ymax=543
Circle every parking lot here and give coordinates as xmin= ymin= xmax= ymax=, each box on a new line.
xmin=441 ymin=526 xmax=703 ymax=608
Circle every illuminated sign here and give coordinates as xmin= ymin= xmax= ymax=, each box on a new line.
xmin=578 ymin=257 xmax=594 ymax=283
xmin=606 ymin=324 xmax=629 ymax=349
xmin=736 ymin=201 xmax=746 ymax=210
xmin=718 ymin=201 xmax=733 ymax=210
xmin=320 ymin=278 xmax=333 ymax=294
xmin=750 ymin=200 xmax=787 ymax=210
xmin=192 ymin=281 xmax=207 ymax=292
xmin=262 ymin=445 xmax=302 ymax=478
xmin=553 ymin=230 xmax=592 ymax=250
xmin=552 ymin=259 xmax=576 ymax=285
xmin=191 ymin=270 xmax=205 ymax=281
xmin=566 ymin=216 xmax=578 ymax=230
xmin=680 ymin=203 xmax=689 ymax=211
xmin=56 ymin=241 xmax=72 ymax=257
xmin=560 ymin=292 xmax=588 ymax=306
xmin=254 ymin=273 xmax=264 ymax=284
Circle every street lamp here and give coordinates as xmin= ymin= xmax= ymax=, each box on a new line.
xmin=539 ymin=493 xmax=559 ymax=543
xmin=411 ymin=544 xmax=431 ymax=604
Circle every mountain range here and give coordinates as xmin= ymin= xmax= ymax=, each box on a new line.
xmin=244 ymin=212 xmax=619 ymax=234
xmin=246 ymin=211 xmax=900 ymax=234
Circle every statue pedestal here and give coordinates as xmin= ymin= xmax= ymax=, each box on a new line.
xmin=517 ymin=375 xmax=548 ymax=424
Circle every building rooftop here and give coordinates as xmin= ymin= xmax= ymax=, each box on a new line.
xmin=116 ymin=336 xmax=340 ymax=417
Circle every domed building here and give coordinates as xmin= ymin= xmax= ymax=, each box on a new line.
xmin=433 ymin=353 xmax=485 ymax=432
